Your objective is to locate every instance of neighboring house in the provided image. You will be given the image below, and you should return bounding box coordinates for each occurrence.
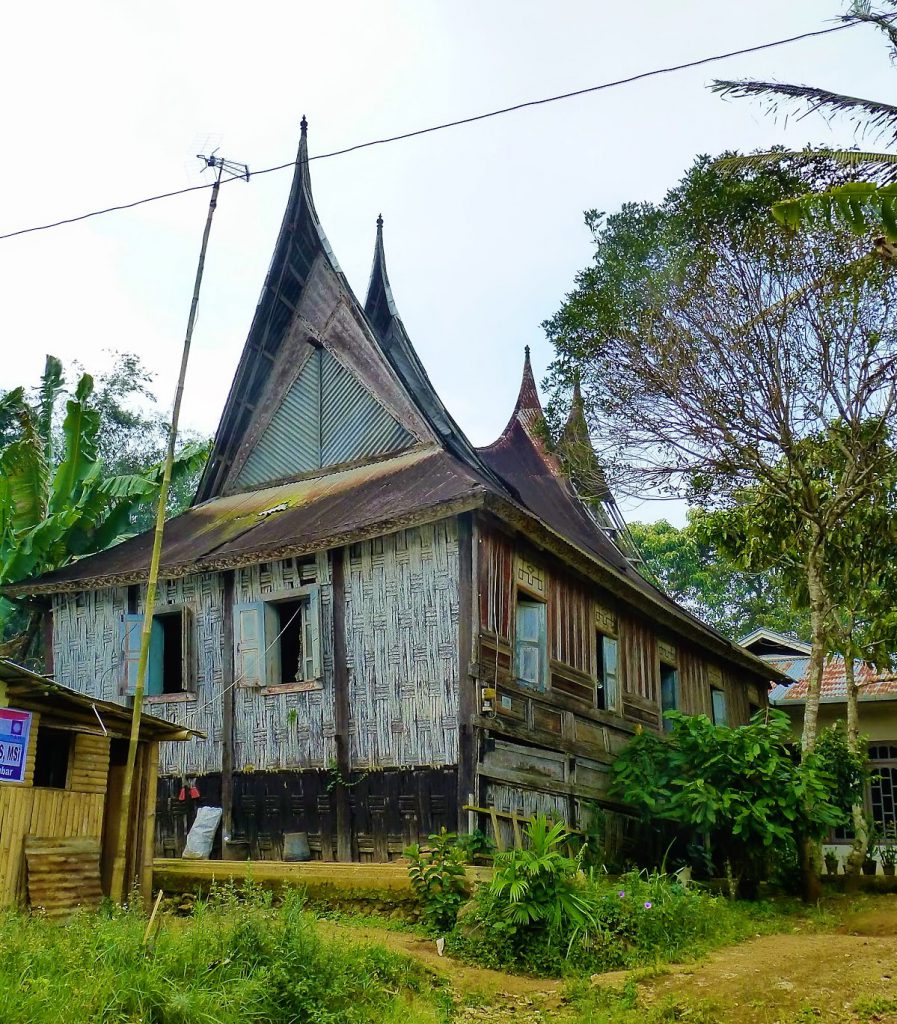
[744,628,897,855]
[4,121,779,862]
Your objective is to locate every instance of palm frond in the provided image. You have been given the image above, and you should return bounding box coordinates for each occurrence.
[711,80,897,145]
[715,148,897,184]
[772,180,897,242]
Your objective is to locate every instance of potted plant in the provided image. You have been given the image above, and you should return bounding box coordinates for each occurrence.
[878,824,897,877]
[824,850,839,876]
[863,820,881,876]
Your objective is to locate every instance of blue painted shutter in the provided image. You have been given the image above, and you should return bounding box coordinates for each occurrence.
[233,602,268,687]
[661,666,678,731]
[601,636,618,710]
[121,614,163,696]
[302,586,323,681]
[711,687,728,726]
[515,599,546,692]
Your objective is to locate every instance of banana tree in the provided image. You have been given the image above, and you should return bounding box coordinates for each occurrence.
[0,356,209,661]
[712,4,897,249]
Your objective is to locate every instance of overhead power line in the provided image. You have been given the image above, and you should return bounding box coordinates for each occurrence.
[0,18,864,243]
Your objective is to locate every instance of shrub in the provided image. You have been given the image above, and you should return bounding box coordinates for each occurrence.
[0,889,449,1024]
[405,827,469,933]
[450,859,780,977]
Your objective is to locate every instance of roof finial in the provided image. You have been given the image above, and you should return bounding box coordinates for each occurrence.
[377,212,383,228]
[300,115,308,135]
[525,344,531,360]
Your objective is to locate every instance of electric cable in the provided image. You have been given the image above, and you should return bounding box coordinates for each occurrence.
[0,18,865,243]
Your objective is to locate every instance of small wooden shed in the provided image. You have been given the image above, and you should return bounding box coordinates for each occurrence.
[0,658,200,916]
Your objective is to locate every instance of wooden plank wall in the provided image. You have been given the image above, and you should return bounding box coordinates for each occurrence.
[476,521,765,739]
[345,522,460,768]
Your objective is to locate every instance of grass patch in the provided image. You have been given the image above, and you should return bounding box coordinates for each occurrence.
[0,890,450,1024]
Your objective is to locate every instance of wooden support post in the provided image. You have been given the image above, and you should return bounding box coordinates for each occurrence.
[220,570,236,859]
[456,514,476,834]
[330,548,353,862]
[489,806,505,852]
[41,604,54,676]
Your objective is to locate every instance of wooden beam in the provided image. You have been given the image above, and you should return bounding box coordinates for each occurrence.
[330,548,353,862]
[456,513,476,832]
[471,714,616,765]
[220,570,236,859]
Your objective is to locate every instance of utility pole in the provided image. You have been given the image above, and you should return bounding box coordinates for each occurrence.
[110,152,249,902]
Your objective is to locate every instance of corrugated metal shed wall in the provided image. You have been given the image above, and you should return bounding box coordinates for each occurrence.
[233,348,413,491]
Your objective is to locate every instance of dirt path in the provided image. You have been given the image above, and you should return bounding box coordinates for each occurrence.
[635,905,897,1024]
[322,902,897,1023]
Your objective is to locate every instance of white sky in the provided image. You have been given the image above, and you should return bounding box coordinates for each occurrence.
[1,2,891,525]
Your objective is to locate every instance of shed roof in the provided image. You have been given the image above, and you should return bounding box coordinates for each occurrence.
[0,660,203,740]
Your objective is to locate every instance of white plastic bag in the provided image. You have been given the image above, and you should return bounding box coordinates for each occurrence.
[182,805,223,859]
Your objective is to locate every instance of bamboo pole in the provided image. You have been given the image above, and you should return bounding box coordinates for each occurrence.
[109,163,226,902]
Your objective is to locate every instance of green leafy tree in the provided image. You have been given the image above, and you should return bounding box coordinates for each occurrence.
[696,422,897,884]
[628,516,809,639]
[612,710,843,898]
[712,3,897,249]
[0,356,209,661]
[545,157,897,763]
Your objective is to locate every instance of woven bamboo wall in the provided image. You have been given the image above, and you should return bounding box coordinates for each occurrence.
[52,587,128,702]
[484,782,571,848]
[138,573,225,776]
[233,552,336,770]
[345,522,460,768]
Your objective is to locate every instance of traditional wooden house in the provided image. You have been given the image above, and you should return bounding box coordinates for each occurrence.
[4,120,780,861]
[0,658,197,913]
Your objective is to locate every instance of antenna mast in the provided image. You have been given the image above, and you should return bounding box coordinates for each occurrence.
[110,151,249,901]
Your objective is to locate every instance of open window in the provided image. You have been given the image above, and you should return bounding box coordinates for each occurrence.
[710,686,728,726]
[33,727,72,789]
[514,595,547,692]
[233,586,322,688]
[121,606,194,697]
[660,662,678,731]
[596,633,618,711]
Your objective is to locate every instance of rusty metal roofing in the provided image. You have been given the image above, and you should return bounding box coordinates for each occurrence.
[769,654,897,703]
[7,448,487,594]
[0,659,203,740]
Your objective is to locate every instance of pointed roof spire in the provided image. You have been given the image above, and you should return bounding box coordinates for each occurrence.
[511,345,545,426]
[557,374,611,501]
[365,213,399,332]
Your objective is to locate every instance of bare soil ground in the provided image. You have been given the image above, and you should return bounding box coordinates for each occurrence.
[323,898,897,1024]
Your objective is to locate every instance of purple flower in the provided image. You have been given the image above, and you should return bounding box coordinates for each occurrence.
[618,890,625,898]
[644,901,653,909]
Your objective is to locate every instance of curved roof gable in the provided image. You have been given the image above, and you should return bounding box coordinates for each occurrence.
[196,121,435,502]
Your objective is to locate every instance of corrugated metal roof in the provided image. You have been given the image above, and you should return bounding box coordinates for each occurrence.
[7,448,486,594]
[0,659,203,740]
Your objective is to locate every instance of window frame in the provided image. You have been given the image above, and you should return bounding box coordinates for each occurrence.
[514,592,548,692]
[710,686,728,726]
[233,584,323,690]
[120,605,194,698]
[596,631,619,712]
[659,661,679,732]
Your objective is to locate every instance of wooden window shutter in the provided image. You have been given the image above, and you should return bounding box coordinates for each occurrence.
[233,602,268,687]
[303,585,323,680]
[120,614,163,696]
[180,605,194,690]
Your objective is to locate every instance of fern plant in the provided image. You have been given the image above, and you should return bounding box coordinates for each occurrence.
[490,816,595,931]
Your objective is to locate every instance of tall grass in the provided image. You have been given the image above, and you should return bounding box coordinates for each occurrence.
[0,889,448,1024]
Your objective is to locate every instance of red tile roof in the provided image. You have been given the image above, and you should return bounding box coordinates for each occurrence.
[773,654,897,702]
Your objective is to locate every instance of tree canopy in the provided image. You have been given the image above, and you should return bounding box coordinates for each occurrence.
[0,354,209,660]
[628,516,809,640]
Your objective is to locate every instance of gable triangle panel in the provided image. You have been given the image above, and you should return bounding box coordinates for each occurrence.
[231,348,414,492]
[233,351,322,489]
[320,350,413,467]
